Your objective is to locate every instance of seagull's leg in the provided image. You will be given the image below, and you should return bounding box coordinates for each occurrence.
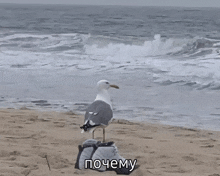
[103,128,105,142]
[92,130,94,139]
[92,128,97,139]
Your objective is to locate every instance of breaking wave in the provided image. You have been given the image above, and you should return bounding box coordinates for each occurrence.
[1,32,220,89]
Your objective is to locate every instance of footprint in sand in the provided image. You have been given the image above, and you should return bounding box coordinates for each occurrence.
[10,151,21,156]
[38,153,73,170]
[53,121,66,127]
[182,156,196,162]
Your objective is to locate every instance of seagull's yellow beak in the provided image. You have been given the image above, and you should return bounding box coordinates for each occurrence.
[110,84,119,89]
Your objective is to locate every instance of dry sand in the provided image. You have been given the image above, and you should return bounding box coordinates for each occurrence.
[0,108,220,176]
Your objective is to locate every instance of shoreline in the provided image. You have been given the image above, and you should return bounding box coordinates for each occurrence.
[1,108,220,175]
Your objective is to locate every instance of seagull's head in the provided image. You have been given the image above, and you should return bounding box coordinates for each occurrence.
[97,80,119,90]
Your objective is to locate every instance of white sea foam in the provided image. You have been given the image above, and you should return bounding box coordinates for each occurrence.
[1,32,220,88]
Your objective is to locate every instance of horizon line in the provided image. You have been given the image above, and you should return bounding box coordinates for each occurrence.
[0,2,220,8]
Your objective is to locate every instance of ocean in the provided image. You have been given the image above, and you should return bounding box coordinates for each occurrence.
[1,4,220,130]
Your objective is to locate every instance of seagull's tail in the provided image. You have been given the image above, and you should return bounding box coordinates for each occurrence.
[80,120,99,132]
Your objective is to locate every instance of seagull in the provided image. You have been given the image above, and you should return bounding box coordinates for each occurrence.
[80,80,119,142]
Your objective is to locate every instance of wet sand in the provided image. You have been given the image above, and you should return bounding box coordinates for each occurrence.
[0,108,220,176]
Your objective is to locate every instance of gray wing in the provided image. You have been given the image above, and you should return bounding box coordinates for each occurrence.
[85,100,113,126]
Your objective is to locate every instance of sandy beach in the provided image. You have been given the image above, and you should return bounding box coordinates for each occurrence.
[1,108,220,176]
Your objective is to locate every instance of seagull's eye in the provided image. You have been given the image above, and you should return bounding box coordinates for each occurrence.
[106,82,109,84]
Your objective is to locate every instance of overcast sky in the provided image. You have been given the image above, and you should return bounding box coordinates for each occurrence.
[0,0,220,8]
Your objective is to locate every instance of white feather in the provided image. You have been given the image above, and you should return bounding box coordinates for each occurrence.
[89,120,95,125]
